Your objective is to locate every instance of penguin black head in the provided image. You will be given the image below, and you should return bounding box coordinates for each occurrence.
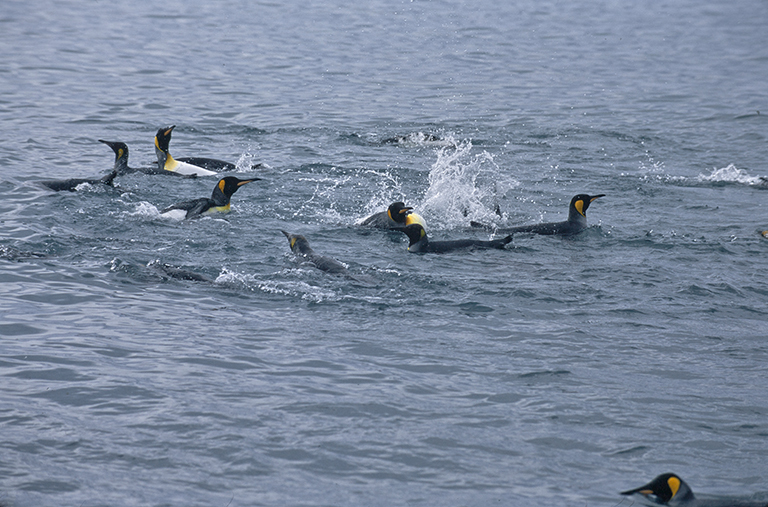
[281,230,313,255]
[99,139,129,160]
[395,223,427,247]
[154,125,176,152]
[569,194,605,219]
[387,202,414,224]
[620,473,695,504]
[211,176,260,204]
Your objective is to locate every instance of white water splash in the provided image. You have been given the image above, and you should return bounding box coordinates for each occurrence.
[128,201,162,219]
[697,164,764,185]
[418,137,519,229]
[356,169,407,224]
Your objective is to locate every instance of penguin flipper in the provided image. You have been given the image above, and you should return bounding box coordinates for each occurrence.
[161,198,207,214]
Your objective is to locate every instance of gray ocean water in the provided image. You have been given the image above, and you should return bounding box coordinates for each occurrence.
[1,1,768,506]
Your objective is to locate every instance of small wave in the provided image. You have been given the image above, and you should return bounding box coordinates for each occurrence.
[697,164,765,186]
[216,267,340,302]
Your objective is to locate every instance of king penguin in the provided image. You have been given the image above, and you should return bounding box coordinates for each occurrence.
[396,223,513,253]
[488,194,605,236]
[39,170,118,192]
[99,139,189,177]
[160,176,260,219]
[621,472,768,506]
[360,201,427,230]
[281,230,350,275]
[154,125,237,176]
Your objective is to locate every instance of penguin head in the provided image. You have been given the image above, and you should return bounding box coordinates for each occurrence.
[395,223,427,247]
[154,125,176,153]
[98,140,129,161]
[569,194,605,219]
[99,139,130,173]
[281,230,313,255]
[620,473,695,504]
[387,202,414,224]
[211,176,260,204]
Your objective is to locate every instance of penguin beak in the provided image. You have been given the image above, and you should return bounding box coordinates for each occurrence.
[400,206,413,214]
[620,486,654,496]
[280,230,291,239]
[237,178,260,186]
[590,194,605,202]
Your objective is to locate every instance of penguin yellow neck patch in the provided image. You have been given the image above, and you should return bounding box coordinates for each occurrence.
[290,237,297,249]
[574,199,585,216]
[667,476,680,498]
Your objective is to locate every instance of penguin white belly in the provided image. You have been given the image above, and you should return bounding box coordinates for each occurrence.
[160,208,189,221]
[167,159,217,177]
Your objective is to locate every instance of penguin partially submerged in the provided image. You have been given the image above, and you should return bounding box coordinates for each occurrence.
[39,170,118,192]
[360,201,426,230]
[475,194,604,236]
[281,230,349,275]
[99,139,189,177]
[154,125,237,176]
[396,223,513,253]
[621,473,768,506]
[160,176,260,219]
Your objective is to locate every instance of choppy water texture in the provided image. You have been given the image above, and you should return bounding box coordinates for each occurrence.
[1,1,768,506]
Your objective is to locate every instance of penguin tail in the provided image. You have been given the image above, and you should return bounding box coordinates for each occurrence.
[101,170,118,187]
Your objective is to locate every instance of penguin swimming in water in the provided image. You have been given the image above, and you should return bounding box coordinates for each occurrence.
[621,472,768,506]
[281,230,350,275]
[154,125,237,176]
[147,260,214,283]
[360,201,427,230]
[39,170,118,192]
[396,223,513,253]
[381,132,444,145]
[99,139,190,177]
[160,176,259,219]
[476,194,605,236]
